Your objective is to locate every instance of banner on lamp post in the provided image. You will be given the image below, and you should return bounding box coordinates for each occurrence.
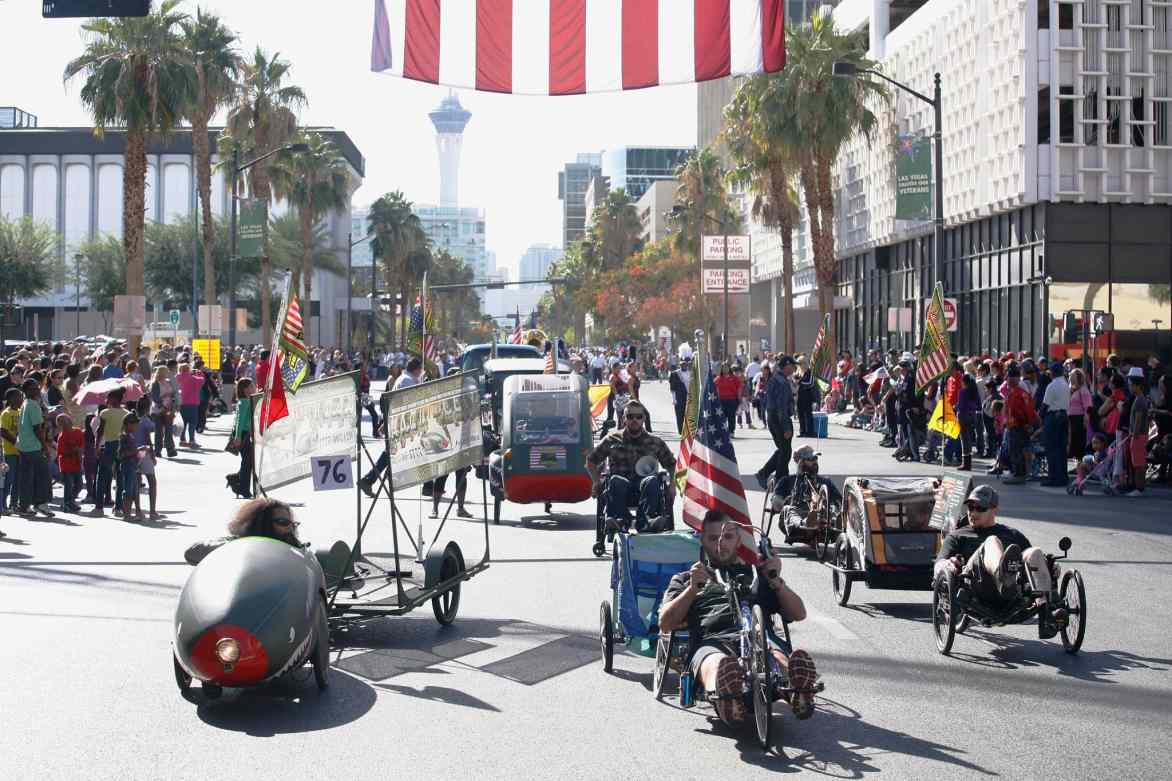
[238,199,267,258]
[895,135,933,221]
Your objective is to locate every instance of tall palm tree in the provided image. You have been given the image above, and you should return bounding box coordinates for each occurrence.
[671,148,744,267]
[769,14,885,316]
[587,189,643,272]
[367,191,427,348]
[181,9,241,316]
[724,86,802,353]
[271,131,350,342]
[225,47,307,342]
[64,0,194,353]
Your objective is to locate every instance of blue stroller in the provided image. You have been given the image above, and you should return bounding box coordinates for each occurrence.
[599,531,698,686]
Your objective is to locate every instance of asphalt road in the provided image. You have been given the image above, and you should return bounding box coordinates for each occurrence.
[2,380,1170,780]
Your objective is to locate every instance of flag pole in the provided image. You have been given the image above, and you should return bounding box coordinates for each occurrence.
[421,271,429,379]
[256,276,290,487]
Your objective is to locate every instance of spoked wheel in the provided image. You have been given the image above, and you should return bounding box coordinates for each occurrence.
[1059,570,1086,654]
[831,536,852,606]
[750,605,773,750]
[312,596,331,691]
[591,541,606,558]
[599,601,614,673]
[814,486,833,562]
[932,571,959,655]
[431,544,463,626]
[653,633,671,700]
[172,652,192,694]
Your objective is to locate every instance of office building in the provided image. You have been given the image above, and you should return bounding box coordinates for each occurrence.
[510,243,563,317]
[601,146,694,201]
[413,204,488,283]
[826,0,1172,358]
[0,113,364,344]
[429,92,471,209]
[557,152,602,249]
[583,173,609,228]
[634,180,676,244]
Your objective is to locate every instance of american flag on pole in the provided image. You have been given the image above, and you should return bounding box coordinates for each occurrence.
[509,322,523,344]
[371,0,785,95]
[276,288,309,393]
[916,282,951,392]
[544,338,559,373]
[808,313,834,392]
[680,369,761,565]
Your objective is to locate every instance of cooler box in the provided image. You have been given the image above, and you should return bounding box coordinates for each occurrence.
[813,412,828,438]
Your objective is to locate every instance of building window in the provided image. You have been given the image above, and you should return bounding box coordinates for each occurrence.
[1038,87,1051,143]
[1058,2,1074,30]
[1059,86,1076,143]
[1038,0,1049,29]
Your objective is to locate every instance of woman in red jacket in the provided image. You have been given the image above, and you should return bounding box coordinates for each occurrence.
[714,362,744,437]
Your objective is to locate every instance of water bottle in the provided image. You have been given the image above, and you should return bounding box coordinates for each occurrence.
[680,668,694,707]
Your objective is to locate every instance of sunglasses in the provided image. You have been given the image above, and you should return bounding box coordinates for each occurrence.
[626,414,645,421]
[965,503,989,512]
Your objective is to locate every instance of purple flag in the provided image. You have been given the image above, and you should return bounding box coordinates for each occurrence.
[371,0,393,73]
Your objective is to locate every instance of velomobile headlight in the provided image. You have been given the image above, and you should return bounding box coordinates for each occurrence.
[215,637,241,664]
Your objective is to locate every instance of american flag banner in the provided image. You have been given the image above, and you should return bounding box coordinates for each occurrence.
[371,0,785,96]
[276,284,309,393]
[680,370,761,565]
[509,322,523,344]
[808,313,834,391]
[543,338,558,373]
[916,282,951,392]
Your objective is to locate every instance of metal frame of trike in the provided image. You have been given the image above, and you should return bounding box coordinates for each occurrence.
[322,383,491,625]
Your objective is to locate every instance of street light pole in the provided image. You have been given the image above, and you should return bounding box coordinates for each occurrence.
[228,145,239,352]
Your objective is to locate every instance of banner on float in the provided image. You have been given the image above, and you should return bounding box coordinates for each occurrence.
[383,373,482,491]
[253,372,358,489]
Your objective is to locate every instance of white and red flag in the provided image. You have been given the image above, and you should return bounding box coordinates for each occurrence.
[680,369,760,565]
[371,0,785,95]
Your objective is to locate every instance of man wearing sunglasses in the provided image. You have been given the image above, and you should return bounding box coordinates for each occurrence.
[586,400,675,532]
[935,485,1064,638]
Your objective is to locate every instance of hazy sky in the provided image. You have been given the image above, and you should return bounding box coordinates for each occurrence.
[1,1,698,277]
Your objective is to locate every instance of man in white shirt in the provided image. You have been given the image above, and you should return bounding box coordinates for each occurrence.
[392,357,424,390]
[590,352,606,384]
[745,356,762,385]
[1040,367,1071,487]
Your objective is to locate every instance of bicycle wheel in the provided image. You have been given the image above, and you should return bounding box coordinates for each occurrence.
[653,633,671,700]
[932,571,958,655]
[750,605,772,750]
[1059,570,1086,654]
[599,601,614,673]
[814,485,832,562]
[831,536,852,606]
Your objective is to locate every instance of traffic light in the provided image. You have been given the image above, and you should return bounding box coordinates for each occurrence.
[43,1,151,18]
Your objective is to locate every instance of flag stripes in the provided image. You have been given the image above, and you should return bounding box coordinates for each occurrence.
[373,0,785,94]
[809,312,834,388]
[916,283,951,392]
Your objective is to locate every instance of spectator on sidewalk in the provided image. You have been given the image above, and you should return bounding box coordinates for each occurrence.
[56,413,84,513]
[16,378,53,516]
[1002,366,1038,484]
[1,387,23,513]
[1040,365,1071,487]
[1067,368,1093,460]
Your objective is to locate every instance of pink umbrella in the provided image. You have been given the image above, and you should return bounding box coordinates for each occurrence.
[73,377,145,407]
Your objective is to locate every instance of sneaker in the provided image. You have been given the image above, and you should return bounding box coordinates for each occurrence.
[787,650,818,720]
[996,544,1024,597]
[358,477,375,498]
[35,504,54,518]
[1038,607,1059,639]
[713,656,747,724]
[428,509,439,519]
[456,507,473,519]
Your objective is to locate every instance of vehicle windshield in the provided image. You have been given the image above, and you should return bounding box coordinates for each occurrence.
[462,346,539,375]
[512,393,580,444]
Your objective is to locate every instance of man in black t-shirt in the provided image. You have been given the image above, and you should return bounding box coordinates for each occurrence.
[659,510,818,724]
[935,485,1063,638]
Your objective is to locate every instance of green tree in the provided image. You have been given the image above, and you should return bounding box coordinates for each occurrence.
[0,216,59,305]
[181,8,241,313]
[758,14,886,316]
[224,47,308,342]
[64,0,195,353]
[142,215,259,307]
[671,148,742,258]
[367,191,428,348]
[268,211,345,287]
[271,130,350,342]
[587,189,643,272]
[78,235,127,314]
[428,248,479,340]
[724,91,802,353]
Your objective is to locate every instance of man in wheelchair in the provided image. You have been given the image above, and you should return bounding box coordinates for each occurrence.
[934,485,1066,638]
[587,400,676,533]
[659,511,819,725]
[770,446,842,530]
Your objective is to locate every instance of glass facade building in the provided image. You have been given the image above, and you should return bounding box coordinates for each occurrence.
[558,153,602,249]
[601,146,694,202]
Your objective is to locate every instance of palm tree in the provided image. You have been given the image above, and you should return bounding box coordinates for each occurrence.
[64,0,194,353]
[367,191,427,348]
[224,47,307,342]
[671,148,741,258]
[587,189,643,272]
[724,87,802,353]
[767,14,885,316]
[181,9,240,315]
[270,131,350,342]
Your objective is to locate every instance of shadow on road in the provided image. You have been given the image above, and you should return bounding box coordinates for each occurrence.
[696,695,998,777]
[959,629,1172,683]
[374,681,500,711]
[194,669,376,735]
[844,601,932,624]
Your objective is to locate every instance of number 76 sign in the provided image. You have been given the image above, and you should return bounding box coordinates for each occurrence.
[310,455,354,491]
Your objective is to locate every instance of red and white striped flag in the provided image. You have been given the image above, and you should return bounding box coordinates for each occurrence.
[510,323,523,344]
[681,369,760,565]
[371,0,785,95]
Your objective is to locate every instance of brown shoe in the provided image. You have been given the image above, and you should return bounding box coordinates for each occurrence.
[713,656,746,724]
[787,649,818,720]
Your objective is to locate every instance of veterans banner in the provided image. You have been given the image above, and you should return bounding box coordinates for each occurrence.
[253,373,359,489]
[383,372,482,491]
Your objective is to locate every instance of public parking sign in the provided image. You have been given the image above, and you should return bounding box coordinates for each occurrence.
[701,235,751,263]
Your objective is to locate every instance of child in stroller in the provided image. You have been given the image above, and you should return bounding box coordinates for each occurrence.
[1068,432,1117,495]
